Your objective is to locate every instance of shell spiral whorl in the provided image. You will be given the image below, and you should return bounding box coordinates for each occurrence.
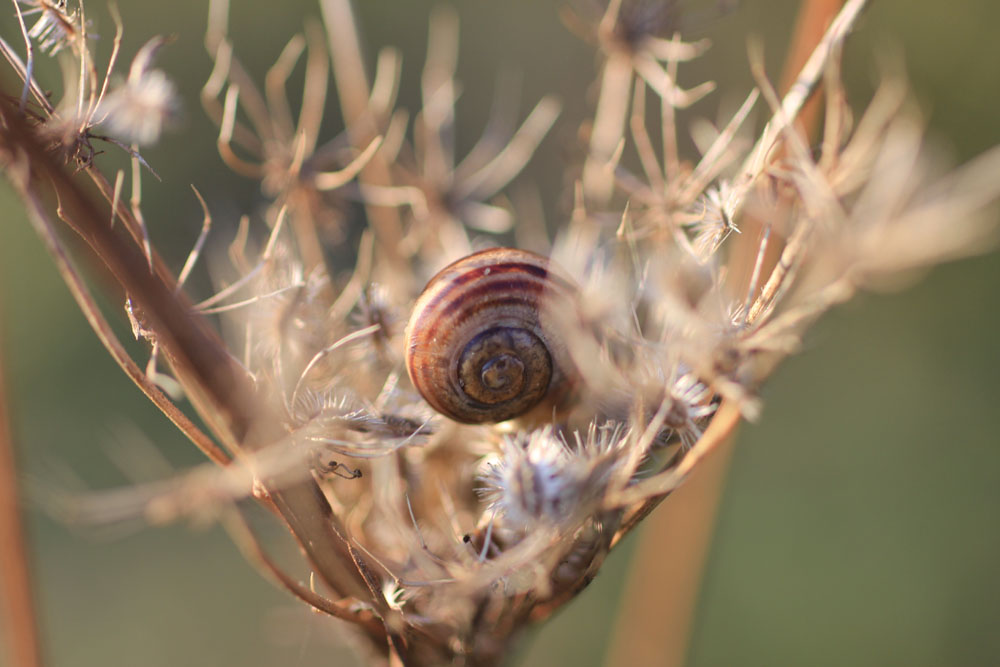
[404,247,573,424]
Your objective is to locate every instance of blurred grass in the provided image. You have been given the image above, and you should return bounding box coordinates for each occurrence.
[1,1,998,665]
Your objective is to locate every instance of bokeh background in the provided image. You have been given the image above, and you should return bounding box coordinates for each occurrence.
[1,1,999,665]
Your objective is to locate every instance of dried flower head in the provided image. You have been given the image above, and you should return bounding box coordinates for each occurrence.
[478,425,624,532]
[19,0,78,55]
[96,37,179,145]
[1,0,999,664]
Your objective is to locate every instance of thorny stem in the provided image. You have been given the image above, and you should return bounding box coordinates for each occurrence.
[0,305,43,667]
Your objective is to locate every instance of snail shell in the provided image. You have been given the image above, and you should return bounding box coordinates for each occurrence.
[404,248,575,424]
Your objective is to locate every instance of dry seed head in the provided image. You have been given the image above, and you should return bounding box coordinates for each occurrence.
[20,0,78,55]
[478,425,625,532]
[96,68,178,146]
[7,0,1000,663]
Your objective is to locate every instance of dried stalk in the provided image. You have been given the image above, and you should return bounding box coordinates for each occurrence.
[0,88,379,613]
[606,2,847,663]
[0,303,43,667]
[3,0,998,664]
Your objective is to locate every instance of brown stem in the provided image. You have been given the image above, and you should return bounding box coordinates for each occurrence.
[603,440,734,667]
[19,187,229,466]
[221,508,386,639]
[0,301,44,667]
[604,3,846,666]
[780,0,845,137]
[320,0,405,272]
[0,93,375,606]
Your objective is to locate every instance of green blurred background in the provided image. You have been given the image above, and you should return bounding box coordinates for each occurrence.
[2,1,999,665]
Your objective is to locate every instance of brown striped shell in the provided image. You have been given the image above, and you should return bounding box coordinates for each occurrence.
[404,248,574,424]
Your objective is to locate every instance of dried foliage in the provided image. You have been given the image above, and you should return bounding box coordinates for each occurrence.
[1,0,999,664]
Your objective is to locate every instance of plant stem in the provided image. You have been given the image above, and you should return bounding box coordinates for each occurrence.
[604,2,849,665]
[0,301,44,667]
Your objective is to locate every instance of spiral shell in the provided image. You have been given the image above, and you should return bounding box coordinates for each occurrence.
[404,248,575,424]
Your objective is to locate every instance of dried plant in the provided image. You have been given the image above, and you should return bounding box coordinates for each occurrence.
[1,0,998,665]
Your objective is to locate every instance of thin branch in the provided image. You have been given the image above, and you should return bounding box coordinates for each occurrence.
[13,161,229,466]
[320,0,405,269]
[729,0,869,221]
[313,134,384,191]
[0,93,375,605]
[176,186,213,291]
[609,400,742,533]
[221,508,385,637]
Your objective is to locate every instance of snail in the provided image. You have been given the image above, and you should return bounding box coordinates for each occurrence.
[404,247,576,424]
